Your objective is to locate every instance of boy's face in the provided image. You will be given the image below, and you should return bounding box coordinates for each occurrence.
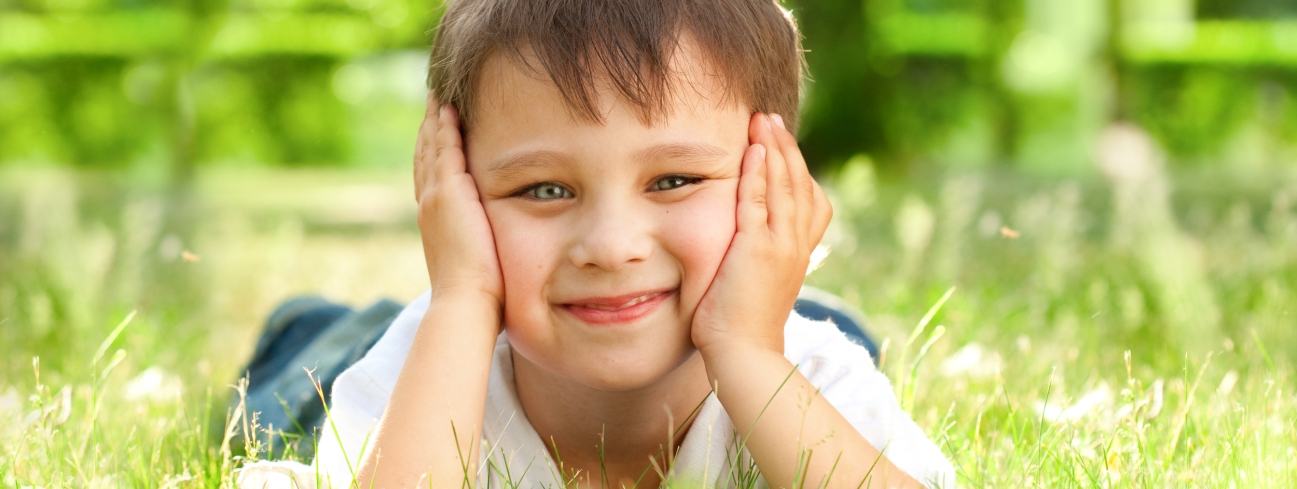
[466,47,748,391]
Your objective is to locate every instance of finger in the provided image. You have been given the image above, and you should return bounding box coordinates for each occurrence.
[748,113,792,234]
[414,92,439,200]
[736,143,769,234]
[434,105,467,179]
[810,179,833,245]
[770,114,814,243]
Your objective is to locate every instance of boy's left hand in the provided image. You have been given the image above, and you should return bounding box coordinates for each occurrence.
[691,113,832,357]
[691,115,924,489]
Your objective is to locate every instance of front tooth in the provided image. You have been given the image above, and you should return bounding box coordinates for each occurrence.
[581,293,654,311]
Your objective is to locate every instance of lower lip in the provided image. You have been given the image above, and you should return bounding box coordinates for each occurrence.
[560,291,672,325]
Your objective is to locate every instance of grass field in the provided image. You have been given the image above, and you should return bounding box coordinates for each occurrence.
[1,162,1295,487]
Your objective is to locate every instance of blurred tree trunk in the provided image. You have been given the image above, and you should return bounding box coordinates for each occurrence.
[793,0,888,172]
[985,0,1023,165]
[1105,0,1129,122]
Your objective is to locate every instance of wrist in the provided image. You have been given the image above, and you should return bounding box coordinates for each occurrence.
[430,279,503,307]
[427,287,503,329]
[691,310,788,363]
[699,342,791,393]
[697,337,784,366]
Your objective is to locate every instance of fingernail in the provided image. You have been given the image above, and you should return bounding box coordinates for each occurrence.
[772,114,785,130]
[754,144,766,161]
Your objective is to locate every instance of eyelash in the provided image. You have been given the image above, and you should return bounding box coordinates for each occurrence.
[516,182,573,201]
[513,175,705,201]
[651,175,704,191]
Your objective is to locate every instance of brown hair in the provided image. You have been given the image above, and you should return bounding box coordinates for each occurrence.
[427,0,804,131]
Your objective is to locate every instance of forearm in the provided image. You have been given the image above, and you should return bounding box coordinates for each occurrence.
[354,291,499,488]
[703,345,926,489]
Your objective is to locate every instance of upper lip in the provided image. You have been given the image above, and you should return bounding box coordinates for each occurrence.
[558,288,675,310]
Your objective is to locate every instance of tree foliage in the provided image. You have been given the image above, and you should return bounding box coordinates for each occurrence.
[1,0,1296,171]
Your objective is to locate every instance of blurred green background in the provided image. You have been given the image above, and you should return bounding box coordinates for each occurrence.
[2,1,1297,485]
[3,0,1297,173]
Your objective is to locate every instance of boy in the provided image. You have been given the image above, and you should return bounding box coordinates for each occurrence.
[238,0,955,487]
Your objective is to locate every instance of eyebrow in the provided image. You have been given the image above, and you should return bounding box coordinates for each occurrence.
[487,150,568,177]
[487,141,730,175]
[633,142,728,165]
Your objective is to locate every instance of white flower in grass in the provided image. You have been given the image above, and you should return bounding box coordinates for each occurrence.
[0,387,20,417]
[124,366,184,403]
[939,343,1002,379]
[1036,383,1113,424]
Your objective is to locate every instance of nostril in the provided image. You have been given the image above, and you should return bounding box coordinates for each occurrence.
[569,231,653,271]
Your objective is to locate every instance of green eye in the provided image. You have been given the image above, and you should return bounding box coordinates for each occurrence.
[652,175,701,191]
[526,183,572,200]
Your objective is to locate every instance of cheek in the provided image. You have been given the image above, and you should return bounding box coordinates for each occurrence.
[483,206,559,322]
[666,185,738,306]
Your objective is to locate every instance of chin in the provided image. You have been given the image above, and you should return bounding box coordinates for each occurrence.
[572,348,697,392]
[509,326,699,392]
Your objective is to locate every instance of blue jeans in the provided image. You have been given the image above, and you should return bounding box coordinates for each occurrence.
[237,291,877,459]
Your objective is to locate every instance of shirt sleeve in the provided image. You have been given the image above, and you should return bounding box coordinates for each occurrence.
[309,291,433,487]
[784,313,957,489]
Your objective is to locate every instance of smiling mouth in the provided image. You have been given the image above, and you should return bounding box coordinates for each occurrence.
[559,289,674,325]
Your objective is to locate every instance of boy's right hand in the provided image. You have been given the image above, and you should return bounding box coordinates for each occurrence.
[357,97,501,489]
[413,96,504,313]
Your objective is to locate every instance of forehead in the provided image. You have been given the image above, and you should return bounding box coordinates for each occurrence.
[470,39,742,135]
[464,40,751,177]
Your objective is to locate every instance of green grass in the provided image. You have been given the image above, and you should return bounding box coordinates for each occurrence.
[1,163,1295,487]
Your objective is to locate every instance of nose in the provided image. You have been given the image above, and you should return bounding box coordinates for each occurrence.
[567,202,654,271]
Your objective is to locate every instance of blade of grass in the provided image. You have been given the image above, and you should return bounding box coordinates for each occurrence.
[93,310,136,366]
